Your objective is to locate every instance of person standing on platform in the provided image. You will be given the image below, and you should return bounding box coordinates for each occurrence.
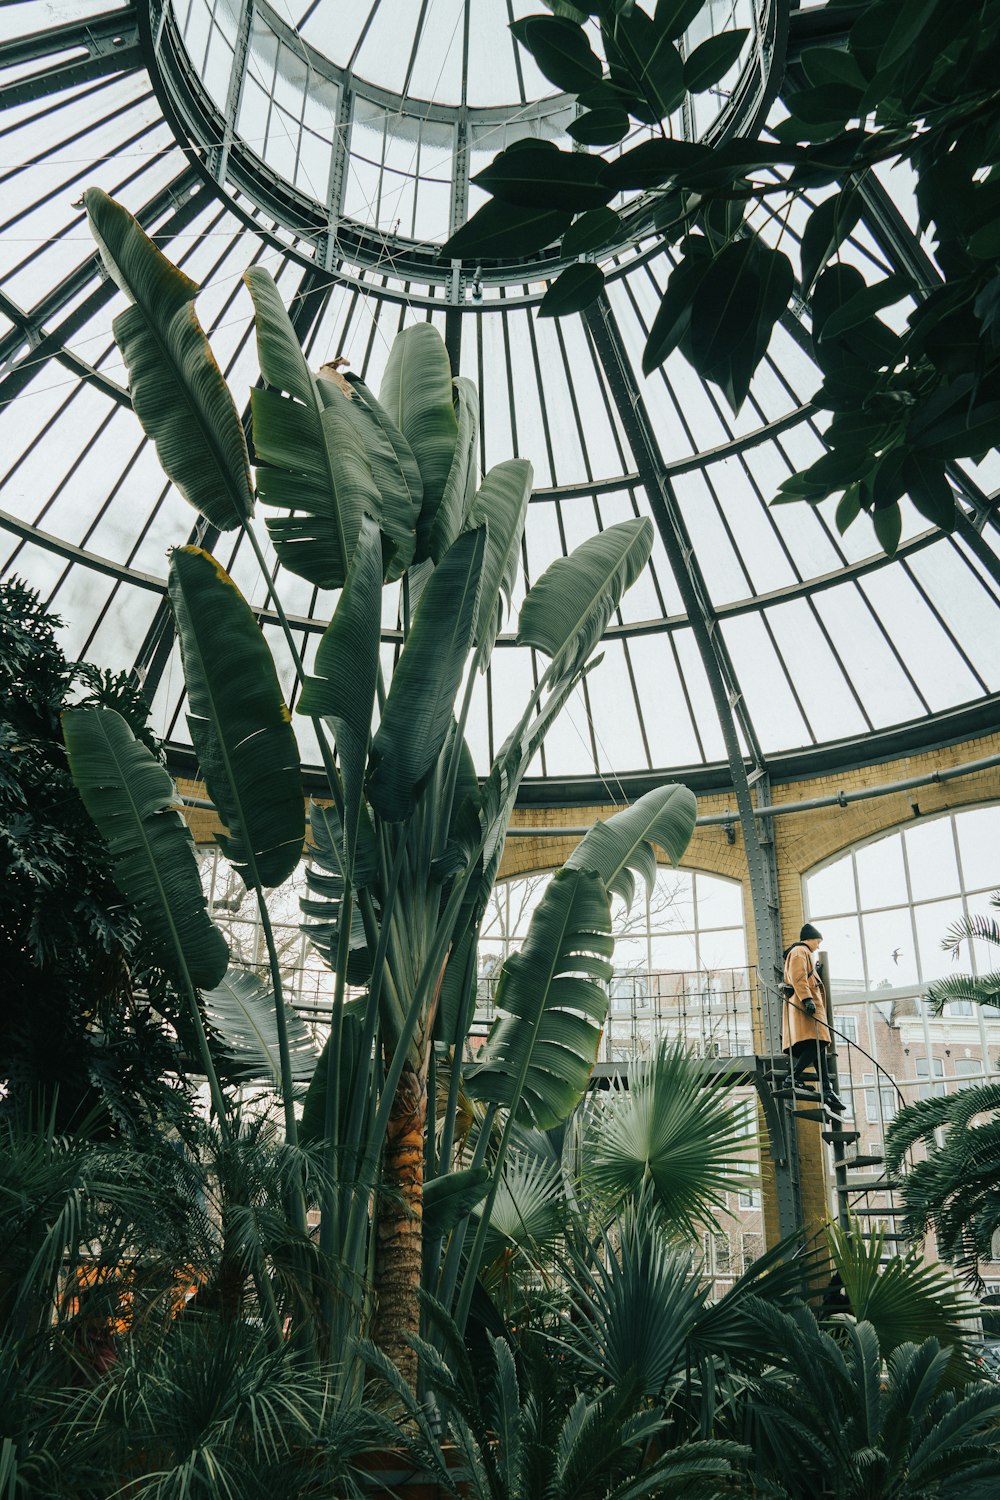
[782,923,845,1114]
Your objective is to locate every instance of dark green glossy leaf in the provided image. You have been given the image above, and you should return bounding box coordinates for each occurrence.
[567,107,631,145]
[169,546,304,889]
[818,272,909,341]
[539,261,606,317]
[337,375,420,580]
[786,82,863,129]
[601,137,709,191]
[440,198,572,260]
[800,185,861,295]
[510,15,602,93]
[903,452,956,531]
[423,1167,491,1239]
[873,502,902,555]
[473,144,613,213]
[642,247,712,373]
[562,206,622,256]
[835,483,863,534]
[683,29,748,93]
[801,46,867,91]
[654,0,708,41]
[379,323,459,562]
[689,240,762,378]
[603,8,686,119]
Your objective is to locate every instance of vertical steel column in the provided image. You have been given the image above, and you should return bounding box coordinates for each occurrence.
[207,0,255,184]
[319,76,354,272]
[584,295,803,1240]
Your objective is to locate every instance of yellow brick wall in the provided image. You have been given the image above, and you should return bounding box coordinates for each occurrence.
[176,732,1000,1252]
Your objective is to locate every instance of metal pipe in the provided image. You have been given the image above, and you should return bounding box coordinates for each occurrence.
[178,750,1000,829]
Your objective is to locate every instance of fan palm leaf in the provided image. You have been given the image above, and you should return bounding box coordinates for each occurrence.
[826,1220,977,1382]
[584,1038,750,1235]
[168,547,304,889]
[83,188,253,531]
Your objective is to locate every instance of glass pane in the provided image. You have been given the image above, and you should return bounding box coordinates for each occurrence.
[855,833,907,910]
[956,806,1000,893]
[694,873,744,929]
[904,817,961,902]
[861,908,918,989]
[915,897,966,982]
[805,856,857,918]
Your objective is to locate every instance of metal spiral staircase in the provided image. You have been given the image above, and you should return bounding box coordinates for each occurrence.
[757,986,913,1252]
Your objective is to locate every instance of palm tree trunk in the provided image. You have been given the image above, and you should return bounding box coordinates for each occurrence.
[372,1060,425,1390]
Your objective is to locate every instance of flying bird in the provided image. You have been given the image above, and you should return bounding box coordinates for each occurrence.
[891,948,902,966]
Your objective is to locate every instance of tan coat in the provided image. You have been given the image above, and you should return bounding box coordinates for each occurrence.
[782,944,831,1050]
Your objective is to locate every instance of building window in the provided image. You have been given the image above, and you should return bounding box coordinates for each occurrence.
[741,1232,764,1274]
[736,1161,761,1210]
[915,1056,946,1100]
[835,1014,859,1045]
[863,1072,897,1125]
[955,1058,984,1088]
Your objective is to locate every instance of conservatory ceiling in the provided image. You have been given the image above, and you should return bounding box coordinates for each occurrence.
[1,0,999,800]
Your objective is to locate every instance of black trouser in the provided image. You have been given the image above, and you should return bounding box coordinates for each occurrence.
[790,1038,827,1085]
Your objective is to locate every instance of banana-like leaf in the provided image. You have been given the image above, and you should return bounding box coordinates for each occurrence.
[203,967,319,1086]
[168,547,304,888]
[301,801,375,984]
[299,1012,365,1145]
[428,376,479,561]
[378,323,458,562]
[296,517,382,874]
[467,459,532,664]
[62,706,229,989]
[245,268,394,590]
[339,374,421,578]
[367,527,486,822]
[251,383,380,591]
[424,1167,491,1239]
[467,867,612,1129]
[517,517,653,674]
[567,783,697,908]
[84,188,252,531]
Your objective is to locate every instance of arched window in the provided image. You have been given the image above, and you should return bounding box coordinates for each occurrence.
[802,804,1000,1126]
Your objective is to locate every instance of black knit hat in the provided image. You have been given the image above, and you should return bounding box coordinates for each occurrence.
[800,922,822,941]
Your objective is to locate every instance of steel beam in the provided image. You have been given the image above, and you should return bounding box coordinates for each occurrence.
[582,294,803,1241]
[0,8,142,110]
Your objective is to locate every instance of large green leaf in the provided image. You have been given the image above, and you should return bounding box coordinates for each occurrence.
[429,376,479,561]
[378,323,458,561]
[300,801,375,985]
[423,1167,490,1240]
[516,517,653,675]
[84,188,252,532]
[168,547,304,889]
[367,527,486,822]
[467,866,612,1129]
[62,706,229,989]
[296,517,382,874]
[567,783,697,908]
[204,967,319,1087]
[467,458,532,662]
[340,374,421,578]
[245,268,386,590]
[299,1007,365,1145]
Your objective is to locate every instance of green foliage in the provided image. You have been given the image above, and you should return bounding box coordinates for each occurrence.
[740,1306,1000,1500]
[0,579,191,1135]
[443,0,1000,552]
[583,1038,751,1235]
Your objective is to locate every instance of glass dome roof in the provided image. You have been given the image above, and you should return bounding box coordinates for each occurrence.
[1,0,999,803]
